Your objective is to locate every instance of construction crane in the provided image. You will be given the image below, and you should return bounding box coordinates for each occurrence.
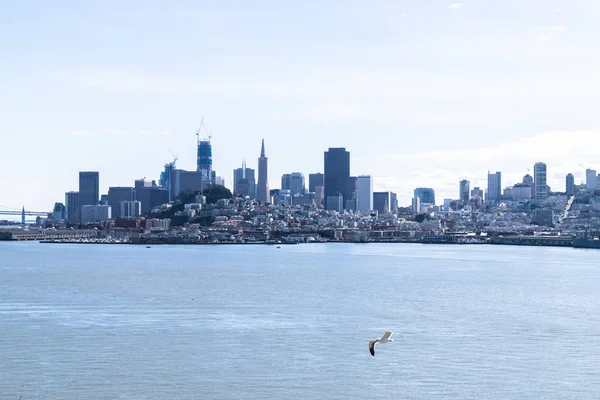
[195,116,212,142]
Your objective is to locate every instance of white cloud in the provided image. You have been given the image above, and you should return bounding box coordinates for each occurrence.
[449,3,465,9]
[376,131,600,204]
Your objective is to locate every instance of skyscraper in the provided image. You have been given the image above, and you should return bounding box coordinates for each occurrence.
[65,191,80,224]
[79,171,99,208]
[357,175,373,212]
[256,139,270,203]
[586,168,597,192]
[414,188,435,205]
[533,162,547,202]
[308,173,324,193]
[107,187,135,218]
[196,133,213,190]
[566,173,575,196]
[459,180,470,204]
[281,172,305,195]
[486,172,501,204]
[233,161,256,198]
[324,147,351,210]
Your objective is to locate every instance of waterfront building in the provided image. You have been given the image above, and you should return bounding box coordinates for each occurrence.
[414,187,435,205]
[81,205,111,224]
[119,201,142,218]
[357,175,373,212]
[308,173,324,193]
[459,180,470,205]
[256,139,270,203]
[566,173,575,196]
[534,162,547,202]
[586,168,597,192]
[324,147,352,210]
[486,171,501,204]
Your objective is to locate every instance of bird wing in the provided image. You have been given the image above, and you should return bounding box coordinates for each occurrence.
[369,340,377,356]
[382,331,393,340]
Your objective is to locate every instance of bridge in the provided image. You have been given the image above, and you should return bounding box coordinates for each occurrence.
[0,205,50,224]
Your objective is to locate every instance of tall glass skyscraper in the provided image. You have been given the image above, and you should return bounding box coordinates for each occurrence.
[486,172,501,204]
[414,187,436,205]
[324,147,351,210]
[196,138,213,187]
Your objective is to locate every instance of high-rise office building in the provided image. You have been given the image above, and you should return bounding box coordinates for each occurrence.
[79,171,99,207]
[234,162,256,198]
[119,201,142,218]
[136,179,169,215]
[196,132,212,190]
[373,192,390,214]
[471,187,484,200]
[486,172,502,204]
[65,191,80,224]
[566,173,575,196]
[414,188,435,205]
[586,168,597,192]
[256,139,270,203]
[107,187,135,219]
[324,147,352,210]
[357,175,373,212]
[533,162,547,202]
[281,173,306,195]
[459,180,470,204]
[390,192,398,214]
[308,173,324,193]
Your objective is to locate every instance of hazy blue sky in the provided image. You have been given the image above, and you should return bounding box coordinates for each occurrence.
[1,0,600,213]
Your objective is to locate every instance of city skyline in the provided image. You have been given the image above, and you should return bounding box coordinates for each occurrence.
[1,132,599,215]
[2,1,600,211]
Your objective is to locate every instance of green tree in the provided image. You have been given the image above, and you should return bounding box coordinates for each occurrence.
[202,184,233,204]
[176,189,197,205]
[415,213,426,223]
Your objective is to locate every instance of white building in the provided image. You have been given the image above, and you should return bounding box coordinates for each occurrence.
[81,205,111,224]
[412,197,421,213]
[586,168,597,192]
[119,201,142,218]
[357,175,373,213]
[512,183,532,201]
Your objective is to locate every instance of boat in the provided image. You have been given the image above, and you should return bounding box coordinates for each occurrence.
[573,238,600,249]
[146,246,151,249]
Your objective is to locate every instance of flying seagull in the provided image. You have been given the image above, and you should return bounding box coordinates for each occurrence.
[369,331,393,357]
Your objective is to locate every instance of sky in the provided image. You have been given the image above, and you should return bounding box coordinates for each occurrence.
[1,0,600,214]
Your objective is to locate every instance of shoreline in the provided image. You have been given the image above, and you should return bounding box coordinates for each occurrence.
[32,239,599,250]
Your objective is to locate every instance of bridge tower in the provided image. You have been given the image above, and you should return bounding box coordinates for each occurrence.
[21,206,25,225]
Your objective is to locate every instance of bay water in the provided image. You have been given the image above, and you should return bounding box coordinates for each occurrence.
[1,241,599,399]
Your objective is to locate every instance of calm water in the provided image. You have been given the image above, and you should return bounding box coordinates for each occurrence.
[1,242,600,399]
